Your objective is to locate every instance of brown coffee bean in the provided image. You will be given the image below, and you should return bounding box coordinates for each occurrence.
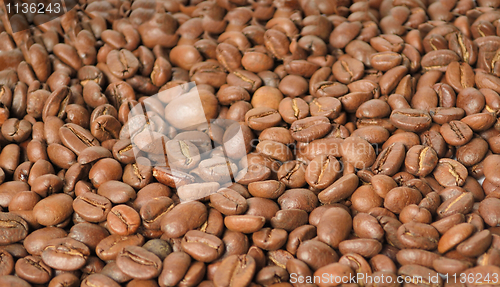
[15,255,52,284]
[116,246,162,279]
[313,263,355,287]
[96,234,145,261]
[107,205,141,236]
[478,197,500,227]
[278,97,309,124]
[484,155,500,186]
[305,155,341,191]
[0,213,28,245]
[73,192,111,223]
[440,121,473,146]
[396,249,440,268]
[181,230,224,262]
[397,222,439,250]
[436,192,474,219]
[445,61,475,92]
[405,145,439,177]
[59,123,100,155]
[371,142,406,176]
[384,187,423,214]
[433,158,468,187]
[210,188,248,215]
[161,201,207,238]
[213,255,256,287]
[317,207,352,248]
[398,265,443,286]
[248,180,286,199]
[341,136,376,170]
[41,238,90,271]
[456,230,492,258]
[33,194,73,227]
[318,173,359,204]
[421,50,461,71]
[245,107,282,131]
[81,274,120,287]
[438,223,476,254]
[390,109,432,133]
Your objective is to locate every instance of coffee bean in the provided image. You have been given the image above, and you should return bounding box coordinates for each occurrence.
[181,230,224,262]
[278,97,309,124]
[245,107,282,131]
[390,109,432,133]
[397,222,439,250]
[405,145,439,177]
[341,136,376,169]
[318,174,359,204]
[372,142,406,176]
[384,187,422,214]
[213,255,256,287]
[438,223,476,254]
[440,120,473,146]
[433,158,468,187]
[41,238,90,271]
[116,246,162,279]
[15,255,52,284]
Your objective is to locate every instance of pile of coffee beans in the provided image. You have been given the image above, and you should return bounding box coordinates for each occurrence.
[1,0,500,286]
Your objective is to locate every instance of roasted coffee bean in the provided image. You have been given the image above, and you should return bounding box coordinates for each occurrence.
[405,145,439,177]
[484,155,500,186]
[290,116,332,142]
[73,192,112,223]
[305,155,341,191]
[248,180,285,199]
[318,174,359,204]
[107,205,141,235]
[440,121,473,146]
[341,136,376,169]
[0,249,14,275]
[397,222,440,250]
[81,273,120,287]
[245,107,282,131]
[309,97,342,120]
[116,246,162,280]
[181,230,224,262]
[210,188,248,216]
[15,255,52,284]
[438,223,476,253]
[317,207,352,248]
[59,123,100,155]
[390,109,432,133]
[161,201,207,238]
[1,118,31,143]
[41,238,90,271]
[384,187,422,214]
[278,97,309,124]
[0,213,28,245]
[478,197,500,227]
[371,142,405,176]
[213,255,256,287]
[433,158,468,187]
[33,194,73,226]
